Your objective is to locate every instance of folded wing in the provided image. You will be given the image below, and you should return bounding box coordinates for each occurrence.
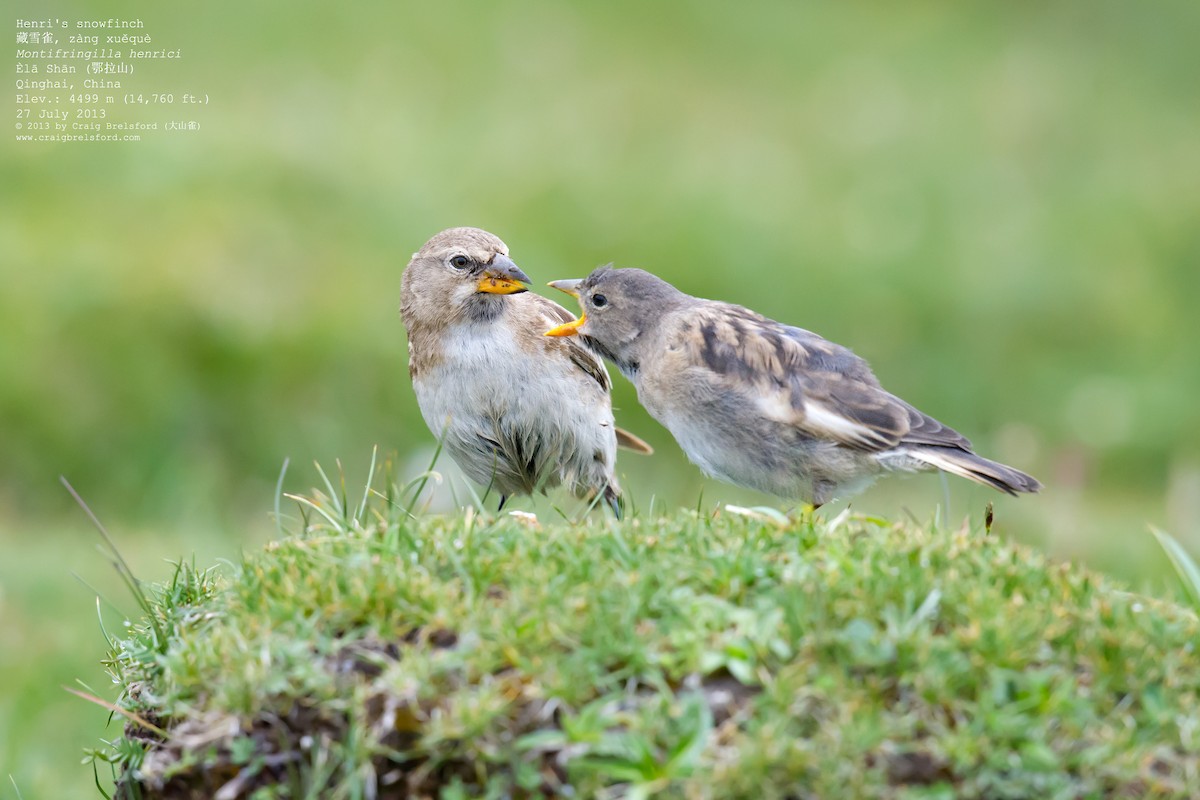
[685,303,974,454]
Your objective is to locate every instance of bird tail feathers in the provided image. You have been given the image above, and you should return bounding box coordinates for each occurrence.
[615,427,654,454]
[908,447,1042,496]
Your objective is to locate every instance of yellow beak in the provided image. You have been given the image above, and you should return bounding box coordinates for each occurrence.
[475,254,531,294]
[544,314,585,337]
[476,275,528,294]
[545,279,586,337]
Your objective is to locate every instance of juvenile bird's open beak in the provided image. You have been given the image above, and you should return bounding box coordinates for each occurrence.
[544,316,584,337]
[547,279,583,298]
[544,278,586,337]
[477,254,531,295]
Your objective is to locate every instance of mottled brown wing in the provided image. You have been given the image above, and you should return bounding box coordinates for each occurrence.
[683,302,958,452]
[889,399,973,449]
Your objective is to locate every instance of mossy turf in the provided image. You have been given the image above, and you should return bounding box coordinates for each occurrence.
[96,492,1200,799]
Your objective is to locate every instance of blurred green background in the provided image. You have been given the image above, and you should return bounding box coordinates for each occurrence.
[3,0,1199,796]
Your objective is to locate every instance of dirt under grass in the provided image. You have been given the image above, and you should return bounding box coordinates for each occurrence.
[93,491,1200,799]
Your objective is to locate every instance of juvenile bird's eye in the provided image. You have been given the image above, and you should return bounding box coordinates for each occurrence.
[591,294,608,308]
[449,255,471,269]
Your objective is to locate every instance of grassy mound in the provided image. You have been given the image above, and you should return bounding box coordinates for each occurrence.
[95,490,1200,799]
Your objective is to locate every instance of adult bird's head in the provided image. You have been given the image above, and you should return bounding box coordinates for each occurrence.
[401,227,532,326]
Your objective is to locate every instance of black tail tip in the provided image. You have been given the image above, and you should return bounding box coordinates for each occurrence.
[1004,470,1043,495]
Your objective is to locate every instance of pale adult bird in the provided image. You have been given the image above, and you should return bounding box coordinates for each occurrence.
[400,229,650,516]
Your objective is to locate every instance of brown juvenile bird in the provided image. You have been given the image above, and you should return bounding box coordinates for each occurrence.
[546,267,1040,507]
[399,229,650,516]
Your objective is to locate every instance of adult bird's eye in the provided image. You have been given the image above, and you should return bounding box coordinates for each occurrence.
[591,294,608,308]
[449,255,471,269]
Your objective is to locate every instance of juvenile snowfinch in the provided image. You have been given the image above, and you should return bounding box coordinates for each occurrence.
[546,267,1039,507]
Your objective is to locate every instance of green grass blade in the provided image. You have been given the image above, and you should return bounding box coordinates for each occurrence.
[402,433,447,513]
[71,572,124,622]
[312,460,344,521]
[274,457,291,538]
[61,477,166,647]
[1150,526,1200,611]
[355,445,379,525]
[285,492,346,532]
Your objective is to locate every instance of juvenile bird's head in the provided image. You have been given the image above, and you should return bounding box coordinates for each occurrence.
[545,267,688,378]
[401,227,532,327]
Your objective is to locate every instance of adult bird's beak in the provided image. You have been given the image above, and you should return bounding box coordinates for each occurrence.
[477,254,532,294]
[544,279,586,337]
